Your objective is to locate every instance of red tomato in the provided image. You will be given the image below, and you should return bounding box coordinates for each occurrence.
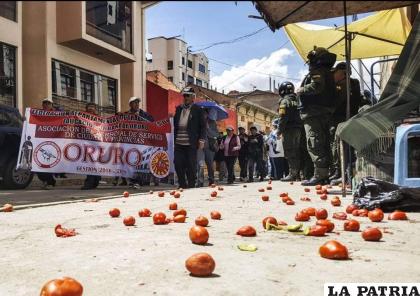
[320,194,328,200]
[388,210,408,220]
[2,203,13,212]
[236,226,257,237]
[173,215,186,223]
[210,191,218,197]
[262,216,277,229]
[315,185,322,190]
[279,192,288,198]
[138,208,152,217]
[170,190,176,195]
[258,188,265,192]
[308,225,327,237]
[304,188,310,193]
[357,209,369,217]
[368,208,384,222]
[158,191,165,197]
[331,197,341,207]
[123,216,135,226]
[315,208,328,220]
[153,212,167,225]
[173,209,187,217]
[332,212,347,220]
[261,195,269,201]
[169,203,178,210]
[286,199,295,205]
[344,219,360,232]
[123,191,129,198]
[266,186,272,190]
[210,211,221,220]
[282,196,291,203]
[319,240,349,260]
[174,192,181,198]
[295,211,310,222]
[316,219,335,232]
[302,207,316,216]
[109,208,120,218]
[300,196,311,201]
[185,253,215,277]
[218,187,224,191]
[189,226,209,244]
[210,184,216,188]
[40,277,83,296]
[195,216,209,227]
[346,204,359,214]
[362,227,382,241]
[316,190,323,195]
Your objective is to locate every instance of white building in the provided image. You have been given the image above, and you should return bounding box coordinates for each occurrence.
[147,36,210,90]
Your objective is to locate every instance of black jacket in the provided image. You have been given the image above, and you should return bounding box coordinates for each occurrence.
[174,104,207,149]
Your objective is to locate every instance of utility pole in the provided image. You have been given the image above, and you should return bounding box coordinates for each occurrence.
[185,46,190,88]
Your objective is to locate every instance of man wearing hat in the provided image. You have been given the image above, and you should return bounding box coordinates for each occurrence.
[127,96,154,122]
[173,86,206,188]
[329,62,363,185]
[37,98,57,189]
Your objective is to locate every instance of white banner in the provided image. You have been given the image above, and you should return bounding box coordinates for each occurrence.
[17,108,174,179]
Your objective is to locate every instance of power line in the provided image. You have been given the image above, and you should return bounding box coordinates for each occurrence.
[217,40,298,90]
[190,26,268,53]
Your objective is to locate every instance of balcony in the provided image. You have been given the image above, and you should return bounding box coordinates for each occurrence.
[56,1,135,65]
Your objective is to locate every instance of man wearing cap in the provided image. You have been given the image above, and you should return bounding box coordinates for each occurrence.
[329,62,363,184]
[173,87,206,189]
[81,102,102,190]
[37,98,57,189]
[125,96,155,188]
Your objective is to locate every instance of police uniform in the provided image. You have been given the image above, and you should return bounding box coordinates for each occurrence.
[298,47,337,186]
[277,92,313,181]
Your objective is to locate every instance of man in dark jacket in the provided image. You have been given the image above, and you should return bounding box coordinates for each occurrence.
[238,127,248,181]
[247,126,264,182]
[173,87,206,188]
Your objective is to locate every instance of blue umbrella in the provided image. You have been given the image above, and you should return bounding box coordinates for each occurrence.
[195,101,229,121]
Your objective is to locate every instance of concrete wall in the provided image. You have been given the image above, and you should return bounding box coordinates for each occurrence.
[0,1,23,111]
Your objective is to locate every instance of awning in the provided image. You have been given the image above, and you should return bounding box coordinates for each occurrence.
[284,9,412,61]
[253,1,419,30]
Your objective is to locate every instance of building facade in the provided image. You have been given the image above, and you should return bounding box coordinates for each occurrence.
[147,36,209,90]
[0,1,155,115]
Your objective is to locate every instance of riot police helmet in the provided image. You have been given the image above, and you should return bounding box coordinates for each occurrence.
[279,81,295,96]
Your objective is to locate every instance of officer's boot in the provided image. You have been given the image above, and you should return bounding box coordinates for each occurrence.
[301,168,329,186]
[281,169,299,182]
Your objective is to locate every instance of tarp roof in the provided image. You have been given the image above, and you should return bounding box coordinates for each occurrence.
[253,1,419,30]
[284,8,412,61]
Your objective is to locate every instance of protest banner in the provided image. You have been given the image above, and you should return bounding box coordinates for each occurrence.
[17,108,174,179]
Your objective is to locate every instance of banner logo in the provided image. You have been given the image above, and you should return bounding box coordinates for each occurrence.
[150,150,170,178]
[34,141,61,168]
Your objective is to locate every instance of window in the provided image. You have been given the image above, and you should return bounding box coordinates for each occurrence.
[60,64,76,98]
[80,71,94,103]
[107,79,116,106]
[167,60,173,70]
[168,77,173,82]
[188,60,192,69]
[182,72,185,81]
[0,2,16,22]
[86,1,132,52]
[0,43,16,107]
[182,56,185,65]
[196,79,202,86]
[199,63,205,73]
[187,75,194,84]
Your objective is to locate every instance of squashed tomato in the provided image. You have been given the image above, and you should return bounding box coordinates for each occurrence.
[316,219,335,232]
[319,240,349,260]
[332,212,347,220]
[308,225,327,237]
[236,226,257,237]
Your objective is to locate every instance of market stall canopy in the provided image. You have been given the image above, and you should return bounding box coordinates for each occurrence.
[284,9,412,61]
[253,1,419,30]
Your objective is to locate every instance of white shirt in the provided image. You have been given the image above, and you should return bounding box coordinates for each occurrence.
[266,132,284,158]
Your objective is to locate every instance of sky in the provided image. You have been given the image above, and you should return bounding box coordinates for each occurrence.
[146,1,376,93]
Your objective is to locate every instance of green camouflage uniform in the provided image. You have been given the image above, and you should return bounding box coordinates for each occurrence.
[278,93,313,180]
[298,67,336,180]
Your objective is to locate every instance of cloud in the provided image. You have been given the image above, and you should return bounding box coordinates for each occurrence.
[210,48,300,93]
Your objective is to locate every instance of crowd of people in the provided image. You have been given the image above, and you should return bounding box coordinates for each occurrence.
[36,46,371,190]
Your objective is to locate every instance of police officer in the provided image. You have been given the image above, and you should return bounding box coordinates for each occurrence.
[277,82,312,182]
[329,62,363,185]
[296,47,337,186]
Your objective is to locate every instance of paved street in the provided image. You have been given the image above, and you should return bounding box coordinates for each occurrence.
[1,180,419,296]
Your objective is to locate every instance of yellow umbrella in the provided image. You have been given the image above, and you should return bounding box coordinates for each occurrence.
[284,8,412,61]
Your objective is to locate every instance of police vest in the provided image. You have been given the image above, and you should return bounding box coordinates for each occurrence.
[300,68,336,108]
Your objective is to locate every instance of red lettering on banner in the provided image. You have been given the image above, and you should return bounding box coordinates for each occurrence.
[125,148,142,167]
[83,145,96,163]
[97,146,112,164]
[64,143,82,162]
[113,147,124,165]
